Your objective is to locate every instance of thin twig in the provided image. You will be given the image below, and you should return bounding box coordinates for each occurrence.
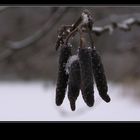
[88,29,94,48]
[65,27,78,45]
[56,16,83,51]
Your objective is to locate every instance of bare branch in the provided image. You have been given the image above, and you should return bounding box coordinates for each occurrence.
[7,7,69,50]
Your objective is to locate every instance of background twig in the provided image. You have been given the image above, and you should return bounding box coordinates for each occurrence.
[6,7,69,50]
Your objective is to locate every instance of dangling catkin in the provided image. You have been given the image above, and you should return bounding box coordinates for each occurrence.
[56,44,72,106]
[67,59,81,111]
[91,47,111,102]
[78,47,94,107]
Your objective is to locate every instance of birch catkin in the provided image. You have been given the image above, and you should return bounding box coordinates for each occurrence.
[78,47,94,107]
[91,48,110,102]
[67,59,81,111]
[56,44,72,106]
[55,9,111,111]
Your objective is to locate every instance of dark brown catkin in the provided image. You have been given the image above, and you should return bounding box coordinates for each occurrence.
[56,44,72,106]
[68,59,81,111]
[91,48,111,102]
[78,47,94,107]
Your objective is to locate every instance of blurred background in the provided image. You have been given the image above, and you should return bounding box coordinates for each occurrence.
[0,6,140,121]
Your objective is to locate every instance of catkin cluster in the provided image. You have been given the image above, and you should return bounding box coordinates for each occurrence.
[56,44,110,111]
[55,9,111,111]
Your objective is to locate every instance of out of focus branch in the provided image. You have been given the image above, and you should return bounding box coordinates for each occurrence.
[0,49,13,60]
[6,7,69,50]
[0,6,9,13]
[0,7,69,61]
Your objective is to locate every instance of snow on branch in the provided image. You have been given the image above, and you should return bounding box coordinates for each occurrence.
[92,16,140,36]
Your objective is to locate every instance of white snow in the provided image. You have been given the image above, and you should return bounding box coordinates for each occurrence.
[0,81,139,121]
[65,55,79,74]
[82,13,89,24]
[67,29,70,33]
[58,35,61,39]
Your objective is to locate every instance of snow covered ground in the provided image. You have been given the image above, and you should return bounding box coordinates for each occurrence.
[0,81,139,121]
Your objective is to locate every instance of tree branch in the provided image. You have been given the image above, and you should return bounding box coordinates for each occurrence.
[6,7,69,50]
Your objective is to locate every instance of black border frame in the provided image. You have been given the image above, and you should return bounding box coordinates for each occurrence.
[0,4,140,128]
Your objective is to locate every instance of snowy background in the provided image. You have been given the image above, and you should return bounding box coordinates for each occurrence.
[0,82,140,121]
